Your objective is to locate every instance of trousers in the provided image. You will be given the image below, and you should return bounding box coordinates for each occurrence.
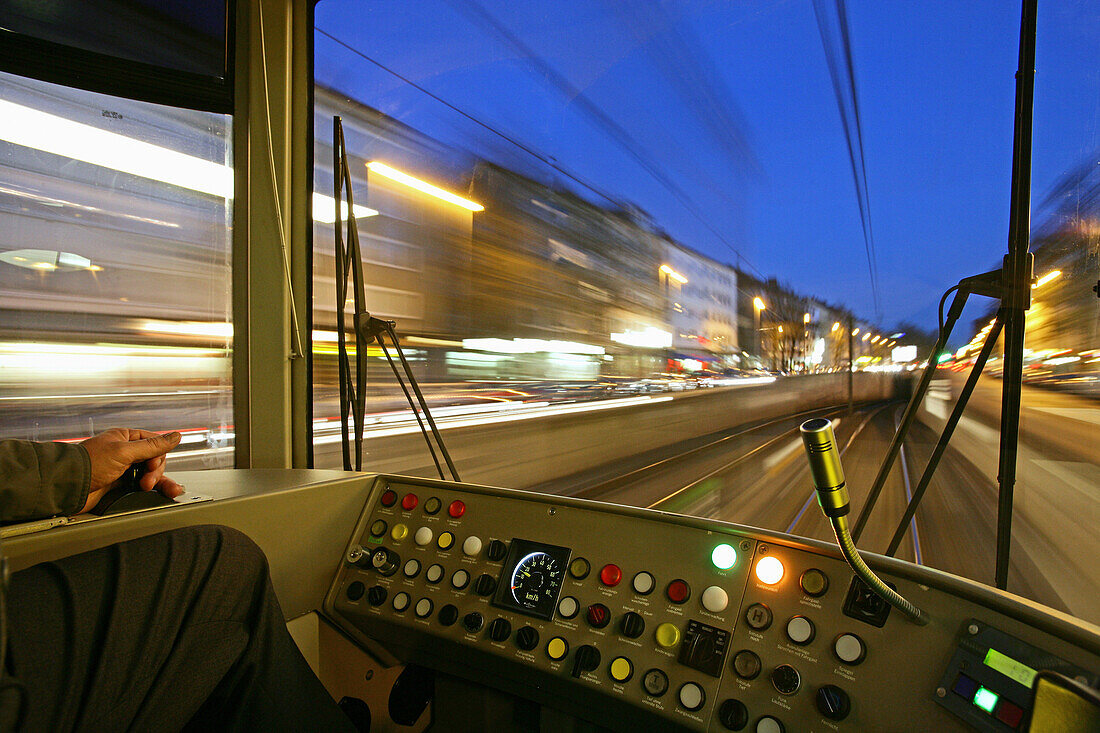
[5,525,356,732]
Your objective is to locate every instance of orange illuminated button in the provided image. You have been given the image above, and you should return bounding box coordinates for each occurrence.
[380,490,397,507]
[755,556,784,585]
[401,493,418,511]
[666,579,691,604]
[600,564,622,587]
[448,500,466,518]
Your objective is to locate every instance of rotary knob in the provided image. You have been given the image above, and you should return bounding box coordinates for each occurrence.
[474,574,497,596]
[488,618,512,642]
[586,603,611,629]
[515,626,539,651]
[619,611,646,639]
[366,585,387,607]
[487,539,508,561]
[369,547,399,576]
[571,644,601,678]
[816,685,851,721]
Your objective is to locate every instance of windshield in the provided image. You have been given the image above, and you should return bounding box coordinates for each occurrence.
[308,2,1096,625]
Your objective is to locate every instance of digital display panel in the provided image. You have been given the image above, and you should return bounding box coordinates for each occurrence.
[491,538,571,621]
[984,648,1038,688]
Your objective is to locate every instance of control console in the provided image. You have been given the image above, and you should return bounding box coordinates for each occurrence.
[324,476,1100,731]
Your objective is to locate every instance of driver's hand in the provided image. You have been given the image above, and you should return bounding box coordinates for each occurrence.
[79,429,184,513]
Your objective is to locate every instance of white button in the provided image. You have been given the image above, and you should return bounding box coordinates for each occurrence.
[426,564,444,583]
[403,559,421,577]
[463,535,483,556]
[786,616,814,644]
[451,569,470,589]
[392,592,410,611]
[701,585,728,613]
[678,682,705,711]
[415,598,433,618]
[632,571,655,594]
[756,716,783,733]
[414,527,433,546]
[834,633,865,663]
[557,596,579,619]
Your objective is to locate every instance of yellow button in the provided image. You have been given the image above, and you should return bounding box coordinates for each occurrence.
[655,622,681,649]
[569,557,591,579]
[609,656,633,683]
[437,531,455,550]
[390,523,408,542]
[546,637,569,661]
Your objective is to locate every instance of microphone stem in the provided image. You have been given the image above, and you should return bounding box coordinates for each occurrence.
[829,514,928,625]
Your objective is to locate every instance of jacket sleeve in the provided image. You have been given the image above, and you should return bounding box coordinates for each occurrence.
[0,440,91,523]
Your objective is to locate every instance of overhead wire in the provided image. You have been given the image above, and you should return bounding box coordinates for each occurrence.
[812,0,882,320]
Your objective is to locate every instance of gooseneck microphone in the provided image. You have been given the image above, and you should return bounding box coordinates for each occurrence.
[800,419,928,626]
[799,418,851,518]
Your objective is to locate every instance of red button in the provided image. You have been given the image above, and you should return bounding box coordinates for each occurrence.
[666,579,691,604]
[599,564,622,587]
[995,699,1024,729]
[401,493,418,511]
[380,490,398,507]
[448,500,466,518]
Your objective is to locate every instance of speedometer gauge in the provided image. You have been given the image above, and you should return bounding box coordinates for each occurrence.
[491,538,572,620]
[510,551,563,610]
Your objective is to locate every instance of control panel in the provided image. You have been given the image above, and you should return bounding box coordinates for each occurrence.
[324,476,1100,732]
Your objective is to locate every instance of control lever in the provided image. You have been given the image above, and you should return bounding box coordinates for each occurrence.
[799,419,928,625]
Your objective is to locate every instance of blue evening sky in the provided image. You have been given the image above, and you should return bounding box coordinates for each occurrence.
[315,1,1098,335]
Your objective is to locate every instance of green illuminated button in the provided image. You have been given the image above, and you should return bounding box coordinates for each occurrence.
[973,687,999,714]
[609,656,634,683]
[437,531,455,550]
[424,497,441,514]
[569,557,591,579]
[546,637,569,661]
[369,519,387,537]
[711,543,738,570]
[800,568,829,597]
[390,523,408,542]
[655,622,681,649]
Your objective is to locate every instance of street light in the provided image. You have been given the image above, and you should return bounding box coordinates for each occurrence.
[753,297,766,362]
[803,313,811,323]
[659,264,688,284]
[1032,270,1061,288]
[832,322,840,332]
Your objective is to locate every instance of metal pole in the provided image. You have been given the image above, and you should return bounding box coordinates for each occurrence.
[995,0,1038,590]
[847,315,854,414]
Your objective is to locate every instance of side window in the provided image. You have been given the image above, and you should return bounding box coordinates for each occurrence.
[0,71,234,466]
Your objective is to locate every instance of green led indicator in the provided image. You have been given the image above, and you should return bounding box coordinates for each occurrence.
[711,543,737,570]
[984,648,1038,689]
[973,687,999,714]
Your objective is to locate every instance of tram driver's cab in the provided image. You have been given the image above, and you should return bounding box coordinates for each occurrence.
[1,0,1098,731]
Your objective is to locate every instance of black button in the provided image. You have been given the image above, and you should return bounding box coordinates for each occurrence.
[733,650,761,680]
[745,603,772,630]
[346,581,366,601]
[462,612,484,633]
[642,668,669,697]
[771,664,801,695]
[438,604,459,627]
[718,699,748,731]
